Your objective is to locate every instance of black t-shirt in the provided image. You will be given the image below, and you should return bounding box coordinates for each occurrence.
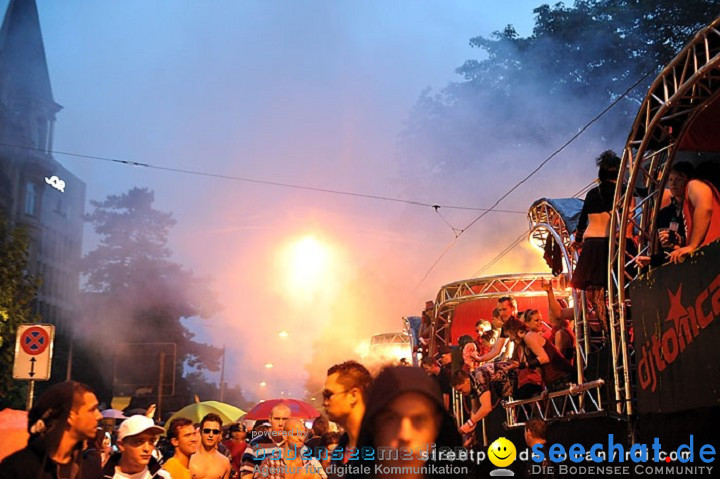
[657,201,685,239]
[436,364,452,397]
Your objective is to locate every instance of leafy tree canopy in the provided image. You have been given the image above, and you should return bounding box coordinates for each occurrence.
[77,188,223,404]
[0,216,39,408]
[401,0,720,187]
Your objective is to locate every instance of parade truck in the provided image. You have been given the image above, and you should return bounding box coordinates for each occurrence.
[359,331,414,373]
[429,15,720,453]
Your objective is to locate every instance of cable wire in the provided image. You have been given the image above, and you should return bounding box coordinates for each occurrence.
[0,141,527,214]
[471,179,597,277]
[414,67,656,287]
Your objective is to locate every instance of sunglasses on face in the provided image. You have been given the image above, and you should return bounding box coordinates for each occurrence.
[322,389,348,400]
[202,428,221,435]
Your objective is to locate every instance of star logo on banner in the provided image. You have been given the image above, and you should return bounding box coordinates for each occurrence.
[665,285,687,329]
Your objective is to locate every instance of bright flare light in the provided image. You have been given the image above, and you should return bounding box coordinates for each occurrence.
[259,381,267,387]
[278,330,289,338]
[265,363,274,369]
[278,235,335,302]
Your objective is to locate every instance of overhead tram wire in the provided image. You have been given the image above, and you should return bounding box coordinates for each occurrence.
[472,179,597,277]
[0,141,526,215]
[414,67,656,289]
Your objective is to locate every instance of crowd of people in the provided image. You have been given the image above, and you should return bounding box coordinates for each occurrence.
[0,361,498,479]
[416,292,576,447]
[2,154,718,479]
[0,350,560,479]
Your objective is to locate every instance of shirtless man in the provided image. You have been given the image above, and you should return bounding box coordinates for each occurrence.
[189,413,231,479]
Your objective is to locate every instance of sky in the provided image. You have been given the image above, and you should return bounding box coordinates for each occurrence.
[11,0,580,402]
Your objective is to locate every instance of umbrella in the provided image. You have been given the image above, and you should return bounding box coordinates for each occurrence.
[0,409,28,462]
[164,401,245,430]
[243,399,320,421]
[101,409,127,420]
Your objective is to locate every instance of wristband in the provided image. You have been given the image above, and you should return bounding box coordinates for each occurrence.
[465,419,475,428]
[527,357,541,369]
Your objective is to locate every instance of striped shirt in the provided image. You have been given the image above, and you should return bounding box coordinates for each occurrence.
[240,434,285,477]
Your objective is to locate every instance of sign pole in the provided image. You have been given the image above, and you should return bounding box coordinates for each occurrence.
[219,345,226,402]
[157,352,165,420]
[26,379,35,411]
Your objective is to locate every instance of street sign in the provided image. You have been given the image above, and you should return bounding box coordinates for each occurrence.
[113,343,176,397]
[13,324,55,380]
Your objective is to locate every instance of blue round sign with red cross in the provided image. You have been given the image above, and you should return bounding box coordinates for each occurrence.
[20,326,50,355]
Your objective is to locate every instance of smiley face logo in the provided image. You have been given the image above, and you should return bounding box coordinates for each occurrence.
[488,437,517,468]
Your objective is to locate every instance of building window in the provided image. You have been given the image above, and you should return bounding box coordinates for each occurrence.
[36,117,49,152]
[24,182,36,216]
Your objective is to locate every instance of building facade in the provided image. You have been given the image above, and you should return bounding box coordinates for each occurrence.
[0,0,85,350]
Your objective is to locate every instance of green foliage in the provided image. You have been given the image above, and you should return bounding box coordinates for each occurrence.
[0,216,40,408]
[75,188,223,403]
[402,0,720,184]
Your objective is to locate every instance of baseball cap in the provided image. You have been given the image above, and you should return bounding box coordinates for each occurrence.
[118,415,164,441]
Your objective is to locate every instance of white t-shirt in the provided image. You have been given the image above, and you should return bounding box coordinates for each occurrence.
[112,466,172,479]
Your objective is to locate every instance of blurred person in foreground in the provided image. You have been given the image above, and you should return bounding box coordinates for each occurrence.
[103,415,170,479]
[349,366,468,479]
[190,413,231,479]
[0,381,103,479]
[253,418,326,479]
[322,360,372,472]
[163,417,198,479]
[240,404,290,479]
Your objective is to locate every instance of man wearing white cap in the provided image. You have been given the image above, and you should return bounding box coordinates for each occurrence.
[102,415,171,479]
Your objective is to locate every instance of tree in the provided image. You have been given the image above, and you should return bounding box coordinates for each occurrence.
[400,0,720,196]
[75,187,223,408]
[0,216,40,408]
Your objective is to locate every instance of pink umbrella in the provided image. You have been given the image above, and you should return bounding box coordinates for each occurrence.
[244,399,320,421]
[101,409,127,420]
[0,409,29,462]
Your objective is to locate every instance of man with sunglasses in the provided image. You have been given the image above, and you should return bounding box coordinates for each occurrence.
[477,296,518,363]
[322,360,371,477]
[190,414,231,479]
[103,415,170,479]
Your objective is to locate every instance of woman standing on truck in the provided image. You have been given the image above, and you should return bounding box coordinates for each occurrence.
[571,150,622,332]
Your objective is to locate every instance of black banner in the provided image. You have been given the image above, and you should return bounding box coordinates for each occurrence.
[631,241,720,414]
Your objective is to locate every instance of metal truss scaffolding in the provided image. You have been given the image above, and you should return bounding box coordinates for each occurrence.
[527,199,591,388]
[607,16,720,417]
[504,379,606,429]
[429,273,562,355]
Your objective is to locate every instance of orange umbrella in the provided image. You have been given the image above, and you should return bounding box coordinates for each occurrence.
[0,408,28,462]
